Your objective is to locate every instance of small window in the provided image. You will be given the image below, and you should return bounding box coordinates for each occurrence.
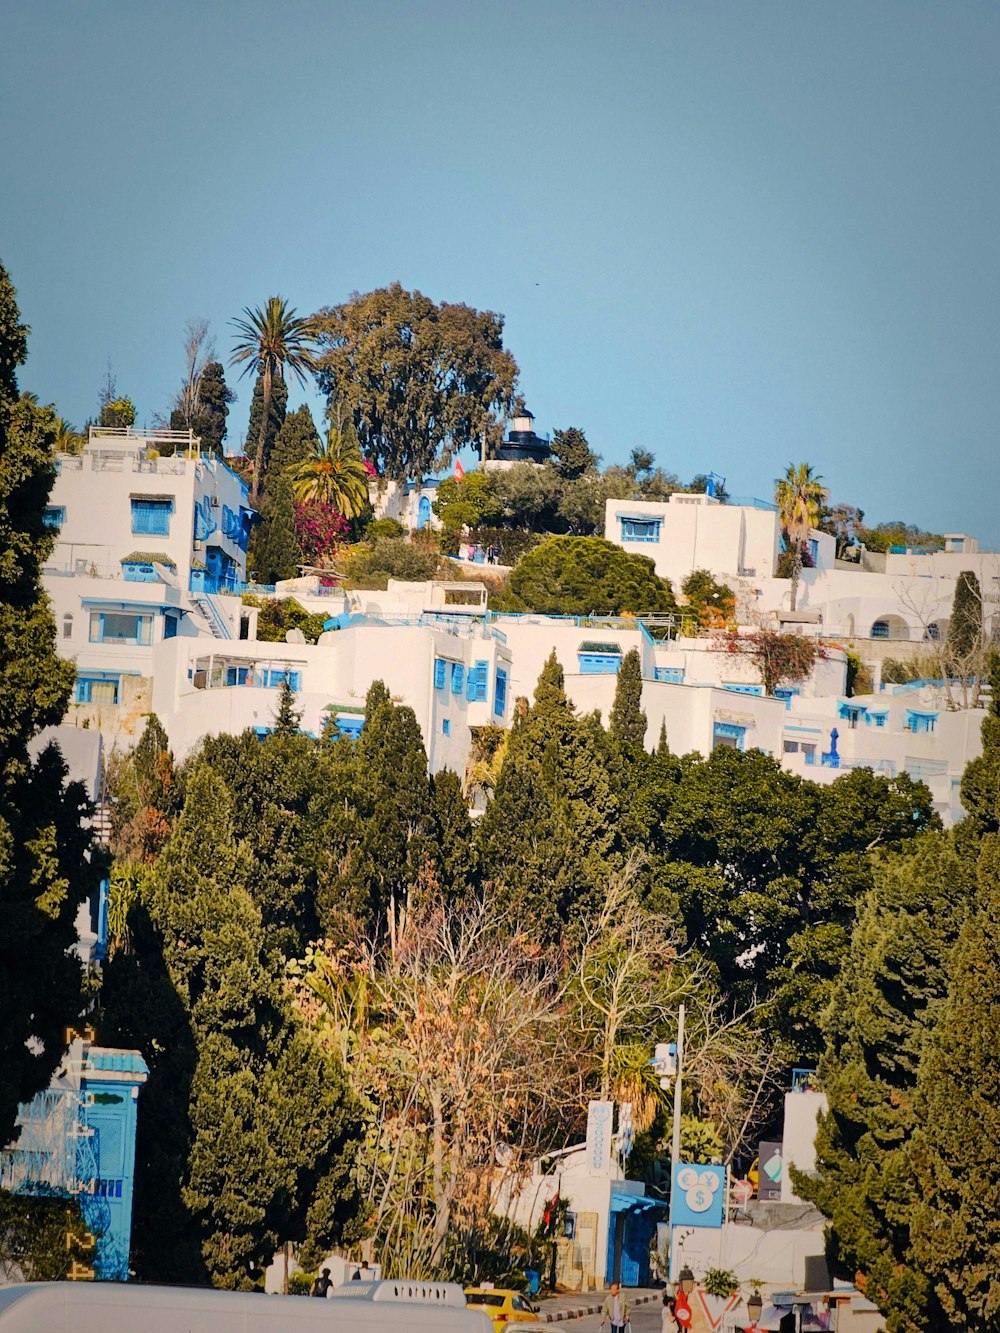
[871,620,889,640]
[442,718,451,736]
[44,506,65,529]
[494,668,508,717]
[467,660,489,702]
[450,662,465,694]
[163,613,178,640]
[722,682,764,696]
[130,498,172,536]
[263,669,301,690]
[75,677,120,705]
[433,658,447,690]
[62,613,73,640]
[713,721,745,751]
[226,666,250,685]
[89,611,153,646]
[808,538,819,565]
[654,666,684,683]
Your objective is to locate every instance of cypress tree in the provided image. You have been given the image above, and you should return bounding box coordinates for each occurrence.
[273,680,302,737]
[108,713,179,863]
[170,360,234,454]
[265,404,320,502]
[948,569,982,663]
[0,261,97,1141]
[431,769,475,907]
[244,370,287,472]
[799,832,976,1329]
[249,472,303,584]
[958,650,1000,840]
[608,648,647,751]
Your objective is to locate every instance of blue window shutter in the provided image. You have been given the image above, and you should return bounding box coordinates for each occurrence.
[131,498,172,536]
[434,658,446,690]
[442,718,451,736]
[451,662,464,694]
[468,660,488,701]
[494,668,508,716]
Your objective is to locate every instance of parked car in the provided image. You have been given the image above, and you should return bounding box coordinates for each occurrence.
[464,1289,540,1330]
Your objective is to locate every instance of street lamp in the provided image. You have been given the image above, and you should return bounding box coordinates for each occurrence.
[746,1291,763,1325]
[678,1267,695,1297]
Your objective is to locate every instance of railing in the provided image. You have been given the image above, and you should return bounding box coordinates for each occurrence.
[323,611,506,642]
[89,425,199,447]
[726,494,779,512]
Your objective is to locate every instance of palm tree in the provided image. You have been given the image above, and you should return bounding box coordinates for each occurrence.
[774,462,827,611]
[53,416,85,455]
[288,427,371,519]
[230,297,315,504]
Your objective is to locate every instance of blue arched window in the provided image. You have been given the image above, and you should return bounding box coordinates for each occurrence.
[417,495,431,530]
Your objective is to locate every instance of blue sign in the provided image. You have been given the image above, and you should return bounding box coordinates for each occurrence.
[670,1163,726,1228]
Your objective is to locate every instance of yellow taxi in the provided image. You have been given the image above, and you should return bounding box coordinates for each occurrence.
[464,1288,540,1331]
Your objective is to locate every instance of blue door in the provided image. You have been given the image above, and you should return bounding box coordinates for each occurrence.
[417,496,431,530]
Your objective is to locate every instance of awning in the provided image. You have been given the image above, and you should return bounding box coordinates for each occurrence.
[609,1191,663,1214]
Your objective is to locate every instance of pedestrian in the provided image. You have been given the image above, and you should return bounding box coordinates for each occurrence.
[359,1261,375,1281]
[673,1289,692,1331]
[351,1268,362,1281]
[600,1282,631,1333]
[661,1293,680,1333]
[310,1267,332,1298]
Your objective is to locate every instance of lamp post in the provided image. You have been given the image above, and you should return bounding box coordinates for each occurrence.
[746,1290,763,1330]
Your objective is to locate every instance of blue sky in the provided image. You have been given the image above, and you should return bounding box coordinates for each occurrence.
[3,1,998,543]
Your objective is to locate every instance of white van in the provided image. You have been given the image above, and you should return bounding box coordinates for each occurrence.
[0,1278,494,1333]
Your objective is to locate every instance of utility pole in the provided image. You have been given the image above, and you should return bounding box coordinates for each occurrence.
[668,1004,685,1283]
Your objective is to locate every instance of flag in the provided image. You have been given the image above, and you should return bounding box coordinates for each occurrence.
[454,458,465,481]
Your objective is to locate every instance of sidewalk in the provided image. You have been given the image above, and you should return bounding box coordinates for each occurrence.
[534,1288,660,1323]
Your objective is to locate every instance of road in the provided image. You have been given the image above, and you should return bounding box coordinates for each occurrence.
[552,1302,664,1333]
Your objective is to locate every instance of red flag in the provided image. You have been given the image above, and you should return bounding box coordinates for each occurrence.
[454,458,465,481]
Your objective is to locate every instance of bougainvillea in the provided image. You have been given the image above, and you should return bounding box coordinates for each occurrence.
[713,626,825,696]
[294,500,349,563]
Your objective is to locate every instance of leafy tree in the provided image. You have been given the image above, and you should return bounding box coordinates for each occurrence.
[775,463,826,611]
[244,370,288,479]
[681,570,735,627]
[0,1192,91,1280]
[243,596,328,645]
[608,648,646,752]
[312,283,520,480]
[99,396,136,428]
[433,470,504,542]
[288,425,371,517]
[714,626,823,696]
[338,536,442,588]
[0,261,96,1142]
[550,426,597,480]
[294,500,349,564]
[171,349,234,456]
[958,651,1000,839]
[52,416,85,454]
[503,536,676,617]
[249,471,302,584]
[856,520,943,554]
[821,502,865,557]
[431,769,475,907]
[799,833,976,1330]
[107,714,179,863]
[230,297,315,503]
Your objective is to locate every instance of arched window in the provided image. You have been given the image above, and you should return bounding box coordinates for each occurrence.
[62,613,73,639]
[417,495,431,530]
[871,620,889,640]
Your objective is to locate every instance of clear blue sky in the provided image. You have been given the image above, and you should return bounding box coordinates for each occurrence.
[3,1,998,543]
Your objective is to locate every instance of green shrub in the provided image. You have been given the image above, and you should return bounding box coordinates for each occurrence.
[365,517,406,541]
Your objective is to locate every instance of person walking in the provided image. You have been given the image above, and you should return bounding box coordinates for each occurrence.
[600,1283,632,1333]
[661,1293,680,1332]
[310,1267,333,1298]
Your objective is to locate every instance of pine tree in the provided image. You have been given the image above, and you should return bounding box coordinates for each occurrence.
[0,261,96,1141]
[273,680,302,736]
[608,648,647,751]
[799,832,976,1330]
[244,370,287,472]
[249,472,302,584]
[550,426,597,479]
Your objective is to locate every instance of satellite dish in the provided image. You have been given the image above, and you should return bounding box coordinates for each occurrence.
[494,1142,513,1167]
[285,628,306,644]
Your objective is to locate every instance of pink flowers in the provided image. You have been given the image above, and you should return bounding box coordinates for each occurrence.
[294,501,349,561]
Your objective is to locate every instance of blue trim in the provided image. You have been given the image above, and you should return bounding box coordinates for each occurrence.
[722,683,764,696]
[578,652,622,674]
[654,666,685,683]
[450,661,465,694]
[619,517,661,543]
[494,668,508,717]
[44,506,65,529]
[130,497,173,536]
[467,660,489,701]
[442,718,451,736]
[433,658,447,690]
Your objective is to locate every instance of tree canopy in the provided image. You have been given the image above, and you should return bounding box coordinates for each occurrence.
[502,536,676,617]
[312,283,520,481]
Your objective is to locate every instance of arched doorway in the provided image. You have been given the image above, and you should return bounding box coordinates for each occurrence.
[417,495,431,530]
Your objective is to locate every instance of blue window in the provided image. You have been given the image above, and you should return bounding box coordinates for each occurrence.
[467,660,489,702]
[122,561,159,582]
[907,711,937,734]
[713,721,745,751]
[578,644,623,674]
[619,517,661,543]
[226,666,251,685]
[332,715,364,740]
[773,687,799,709]
[808,538,819,565]
[442,718,451,736]
[654,667,685,684]
[130,498,173,536]
[451,661,465,694]
[44,506,65,529]
[263,669,301,690]
[494,668,508,717]
[871,620,890,640]
[163,613,178,640]
[722,683,764,696]
[88,611,152,645]
[433,658,447,690]
[75,676,120,705]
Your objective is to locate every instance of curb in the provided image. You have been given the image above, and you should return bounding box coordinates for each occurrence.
[538,1293,659,1323]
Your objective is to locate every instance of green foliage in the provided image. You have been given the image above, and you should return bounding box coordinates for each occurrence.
[99,396,136,428]
[266,404,321,496]
[857,521,944,554]
[958,651,1000,837]
[681,570,735,626]
[714,626,822,696]
[313,283,520,481]
[244,596,328,645]
[907,861,1000,1327]
[248,472,303,585]
[243,370,288,481]
[798,832,975,1329]
[550,426,597,480]
[608,648,646,752]
[701,1267,740,1298]
[880,653,939,686]
[107,714,179,864]
[338,536,442,588]
[0,261,96,1141]
[273,681,303,737]
[0,1191,91,1280]
[365,516,406,540]
[844,649,874,697]
[948,569,982,662]
[503,536,676,617]
[170,361,234,454]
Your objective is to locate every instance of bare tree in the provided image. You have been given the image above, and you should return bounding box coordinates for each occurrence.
[173,318,214,428]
